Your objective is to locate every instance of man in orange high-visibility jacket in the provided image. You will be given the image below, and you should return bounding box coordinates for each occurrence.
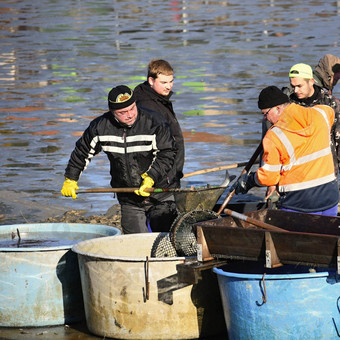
[235,85,339,216]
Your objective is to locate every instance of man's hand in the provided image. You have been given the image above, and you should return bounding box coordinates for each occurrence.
[61,178,79,199]
[265,185,278,200]
[266,185,280,204]
[134,173,154,197]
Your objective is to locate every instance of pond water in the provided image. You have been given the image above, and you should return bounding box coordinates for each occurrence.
[1,0,339,223]
[0,231,105,248]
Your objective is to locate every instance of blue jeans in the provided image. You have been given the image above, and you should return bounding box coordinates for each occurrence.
[120,195,177,234]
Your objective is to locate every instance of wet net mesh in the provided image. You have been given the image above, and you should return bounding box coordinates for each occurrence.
[150,184,226,258]
[174,187,226,213]
[170,210,220,257]
[150,232,178,258]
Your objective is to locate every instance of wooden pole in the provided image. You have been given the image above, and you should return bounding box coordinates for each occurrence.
[183,161,258,178]
[223,208,288,233]
[76,186,227,194]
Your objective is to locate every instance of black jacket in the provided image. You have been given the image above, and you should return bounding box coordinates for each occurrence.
[286,85,340,173]
[64,108,177,205]
[134,81,185,186]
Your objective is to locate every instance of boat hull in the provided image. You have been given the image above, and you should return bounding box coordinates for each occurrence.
[195,209,340,269]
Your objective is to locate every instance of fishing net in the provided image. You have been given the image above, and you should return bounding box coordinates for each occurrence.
[169,210,220,257]
[150,176,232,258]
[174,187,226,213]
[150,232,178,258]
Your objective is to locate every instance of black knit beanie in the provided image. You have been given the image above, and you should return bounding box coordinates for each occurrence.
[108,85,135,110]
[258,86,289,109]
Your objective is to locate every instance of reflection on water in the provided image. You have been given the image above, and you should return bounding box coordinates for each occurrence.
[0,231,104,248]
[0,0,339,222]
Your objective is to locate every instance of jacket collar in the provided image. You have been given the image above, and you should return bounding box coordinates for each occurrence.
[141,81,173,102]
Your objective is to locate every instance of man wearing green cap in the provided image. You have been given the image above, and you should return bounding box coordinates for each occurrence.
[235,86,339,216]
[288,63,340,173]
[60,85,178,234]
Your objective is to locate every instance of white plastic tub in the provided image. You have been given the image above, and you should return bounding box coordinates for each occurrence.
[72,232,226,339]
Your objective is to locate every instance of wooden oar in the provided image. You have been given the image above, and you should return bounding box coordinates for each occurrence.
[223,208,288,233]
[183,161,259,178]
[217,142,263,215]
[76,186,228,194]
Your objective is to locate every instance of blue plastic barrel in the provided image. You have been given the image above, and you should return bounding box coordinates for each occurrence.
[213,262,340,340]
[0,223,121,327]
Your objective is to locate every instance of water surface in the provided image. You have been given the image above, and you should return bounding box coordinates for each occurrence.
[1,0,339,223]
[0,231,104,248]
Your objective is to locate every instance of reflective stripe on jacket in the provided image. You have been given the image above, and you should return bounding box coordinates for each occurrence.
[64,108,177,206]
[257,103,339,212]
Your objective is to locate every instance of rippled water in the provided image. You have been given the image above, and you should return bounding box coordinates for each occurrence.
[1,0,339,222]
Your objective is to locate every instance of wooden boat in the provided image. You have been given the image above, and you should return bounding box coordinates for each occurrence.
[177,208,340,284]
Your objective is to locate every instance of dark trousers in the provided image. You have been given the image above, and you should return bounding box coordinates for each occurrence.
[280,204,338,217]
[120,195,178,234]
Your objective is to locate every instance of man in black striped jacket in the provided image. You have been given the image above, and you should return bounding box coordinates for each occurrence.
[61,85,178,234]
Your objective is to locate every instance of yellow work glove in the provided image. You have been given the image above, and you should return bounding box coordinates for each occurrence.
[61,178,79,199]
[134,173,154,197]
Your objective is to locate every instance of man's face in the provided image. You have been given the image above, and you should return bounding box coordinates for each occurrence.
[290,77,314,99]
[333,71,340,88]
[148,73,174,96]
[261,106,281,125]
[113,102,138,126]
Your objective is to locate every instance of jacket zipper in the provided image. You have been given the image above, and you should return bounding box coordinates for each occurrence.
[123,129,133,186]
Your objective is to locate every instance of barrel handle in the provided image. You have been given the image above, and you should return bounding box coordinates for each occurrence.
[256,273,267,306]
[143,256,150,302]
[332,296,340,337]
[262,273,267,304]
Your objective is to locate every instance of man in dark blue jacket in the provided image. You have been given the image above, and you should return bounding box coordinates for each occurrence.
[134,59,185,188]
[61,85,178,234]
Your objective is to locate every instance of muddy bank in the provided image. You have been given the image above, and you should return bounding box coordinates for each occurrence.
[0,322,102,340]
[0,190,71,225]
[44,205,122,233]
[0,190,122,233]
[0,322,226,340]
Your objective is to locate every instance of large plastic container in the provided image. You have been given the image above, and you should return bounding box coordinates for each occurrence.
[213,262,340,340]
[72,233,227,339]
[0,223,121,327]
